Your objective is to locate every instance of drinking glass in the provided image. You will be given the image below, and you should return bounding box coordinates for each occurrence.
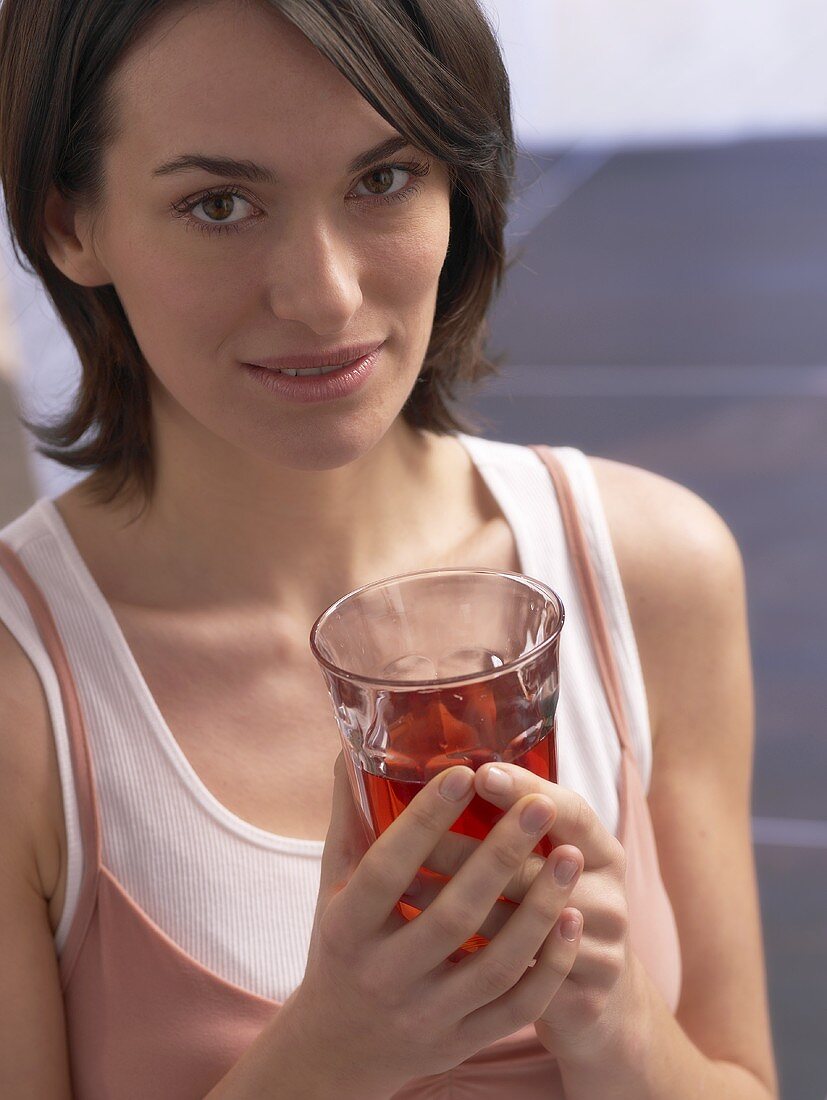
[310,568,564,952]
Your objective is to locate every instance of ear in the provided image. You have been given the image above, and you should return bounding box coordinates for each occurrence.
[42,184,112,287]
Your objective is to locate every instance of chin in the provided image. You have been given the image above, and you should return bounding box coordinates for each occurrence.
[257,409,398,473]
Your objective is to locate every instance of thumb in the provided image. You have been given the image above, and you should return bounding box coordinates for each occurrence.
[318,752,372,897]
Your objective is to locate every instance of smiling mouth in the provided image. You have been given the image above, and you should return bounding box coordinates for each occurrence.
[247,339,385,375]
[261,360,358,377]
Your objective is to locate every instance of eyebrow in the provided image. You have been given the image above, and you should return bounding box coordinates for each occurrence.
[151,134,414,185]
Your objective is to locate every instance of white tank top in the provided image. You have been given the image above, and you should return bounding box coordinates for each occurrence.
[0,434,651,1003]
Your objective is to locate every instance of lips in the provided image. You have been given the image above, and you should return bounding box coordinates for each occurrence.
[242,343,382,403]
[247,339,385,373]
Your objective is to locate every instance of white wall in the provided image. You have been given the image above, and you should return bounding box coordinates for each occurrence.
[486,0,827,148]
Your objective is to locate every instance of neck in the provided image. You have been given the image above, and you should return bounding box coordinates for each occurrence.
[59,419,472,628]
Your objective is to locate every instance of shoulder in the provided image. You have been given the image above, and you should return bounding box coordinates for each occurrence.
[0,615,63,907]
[0,617,73,1094]
[583,455,748,741]
[583,454,745,590]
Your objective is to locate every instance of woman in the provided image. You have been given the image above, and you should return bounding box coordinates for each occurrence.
[0,1,778,1097]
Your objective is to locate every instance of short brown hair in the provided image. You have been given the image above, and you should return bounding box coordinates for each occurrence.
[0,0,516,506]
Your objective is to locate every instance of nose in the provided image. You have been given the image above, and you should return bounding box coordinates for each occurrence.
[264,217,363,335]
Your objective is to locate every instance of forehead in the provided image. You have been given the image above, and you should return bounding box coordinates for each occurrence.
[110,0,399,175]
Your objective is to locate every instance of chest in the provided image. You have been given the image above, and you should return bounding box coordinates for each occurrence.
[146,645,343,841]
[118,516,522,843]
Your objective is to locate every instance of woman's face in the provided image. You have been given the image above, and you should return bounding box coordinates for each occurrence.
[72,0,452,471]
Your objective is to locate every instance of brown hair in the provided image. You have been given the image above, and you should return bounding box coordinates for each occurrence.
[0,0,516,507]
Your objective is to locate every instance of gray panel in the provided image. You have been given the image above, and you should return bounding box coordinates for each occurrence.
[494,138,827,366]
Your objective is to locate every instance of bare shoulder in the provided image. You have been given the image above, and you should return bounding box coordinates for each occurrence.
[0,617,73,1094]
[584,455,744,594]
[584,456,747,741]
[0,616,63,909]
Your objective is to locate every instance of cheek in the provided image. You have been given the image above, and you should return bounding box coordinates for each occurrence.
[104,229,247,382]
[130,243,238,320]
[362,205,451,309]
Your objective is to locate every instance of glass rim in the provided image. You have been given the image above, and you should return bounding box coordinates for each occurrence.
[309,566,565,690]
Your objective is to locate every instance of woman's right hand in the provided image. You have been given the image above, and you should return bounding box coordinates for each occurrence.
[279,753,584,1097]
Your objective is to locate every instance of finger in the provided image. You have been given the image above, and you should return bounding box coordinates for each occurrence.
[343,765,476,937]
[439,846,582,1014]
[318,753,373,897]
[400,866,517,944]
[425,831,546,904]
[394,793,559,973]
[413,844,580,941]
[457,907,583,1048]
[475,762,615,865]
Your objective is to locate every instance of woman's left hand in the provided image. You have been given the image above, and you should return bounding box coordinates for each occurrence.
[420,760,643,1066]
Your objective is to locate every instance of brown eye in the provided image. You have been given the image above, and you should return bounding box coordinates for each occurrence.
[362,167,396,195]
[353,166,414,201]
[201,194,236,221]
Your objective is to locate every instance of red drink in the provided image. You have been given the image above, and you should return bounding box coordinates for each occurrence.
[350,661,560,953]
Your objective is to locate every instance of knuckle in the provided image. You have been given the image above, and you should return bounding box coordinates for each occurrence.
[318,903,349,960]
[538,936,576,981]
[501,853,545,906]
[357,958,404,1008]
[609,836,627,874]
[577,987,606,1024]
[359,852,394,895]
[510,982,551,1027]
[430,901,477,943]
[607,937,624,972]
[420,1012,454,1057]
[515,854,545,893]
[353,964,385,1002]
[430,835,469,876]
[434,1036,464,1071]
[503,994,534,1032]
[407,797,447,835]
[528,884,565,926]
[603,897,629,938]
[603,943,627,982]
[475,955,524,998]
[572,795,596,838]
[487,836,525,876]
[543,950,574,984]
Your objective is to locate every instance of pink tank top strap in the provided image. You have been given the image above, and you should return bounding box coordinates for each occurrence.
[527,445,633,754]
[0,538,102,985]
[527,445,637,825]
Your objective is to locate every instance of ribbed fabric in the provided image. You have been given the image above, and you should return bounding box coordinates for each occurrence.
[0,435,653,1004]
[455,435,653,820]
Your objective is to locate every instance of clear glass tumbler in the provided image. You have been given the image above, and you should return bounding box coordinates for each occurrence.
[310,567,564,950]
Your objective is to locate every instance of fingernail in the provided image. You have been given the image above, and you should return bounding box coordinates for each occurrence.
[520,796,555,833]
[483,766,509,793]
[554,858,579,887]
[440,768,473,801]
[561,914,581,941]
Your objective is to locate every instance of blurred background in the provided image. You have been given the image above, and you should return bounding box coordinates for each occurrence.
[1,2,825,1097]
